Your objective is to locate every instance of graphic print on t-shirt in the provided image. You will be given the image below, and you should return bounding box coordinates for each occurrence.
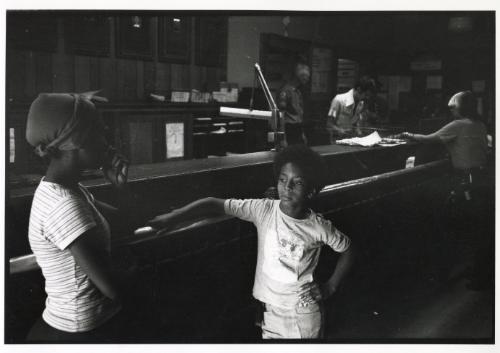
[277,232,305,273]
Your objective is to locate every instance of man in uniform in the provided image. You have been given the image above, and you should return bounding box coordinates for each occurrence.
[277,59,311,145]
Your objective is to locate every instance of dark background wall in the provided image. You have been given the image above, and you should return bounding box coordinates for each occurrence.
[6,13,227,105]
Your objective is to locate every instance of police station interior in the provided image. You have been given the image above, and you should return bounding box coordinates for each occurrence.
[4,11,495,343]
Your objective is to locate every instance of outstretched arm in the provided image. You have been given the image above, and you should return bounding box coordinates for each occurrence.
[147,197,226,230]
[402,132,442,144]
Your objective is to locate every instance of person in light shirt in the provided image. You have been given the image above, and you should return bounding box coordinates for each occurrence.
[148,145,356,339]
[401,91,488,172]
[326,76,377,141]
[401,91,492,290]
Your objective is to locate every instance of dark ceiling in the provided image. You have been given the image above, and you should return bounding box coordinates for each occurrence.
[316,12,494,56]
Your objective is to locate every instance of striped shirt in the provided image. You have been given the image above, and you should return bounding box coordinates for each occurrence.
[28,179,121,332]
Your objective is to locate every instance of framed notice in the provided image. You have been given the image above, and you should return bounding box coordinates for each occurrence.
[158,16,191,63]
[166,123,185,159]
[259,33,310,89]
[116,16,154,60]
[64,15,111,56]
[311,47,334,95]
[7,13,58,52]
[195,17,228,67]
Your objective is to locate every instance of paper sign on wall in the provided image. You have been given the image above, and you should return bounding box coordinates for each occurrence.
[472,80,486,93]
[410,60,442,71]
[399,76,412,92]
[426,76,442,90]
[9,128,15,163]
[166,123,184,159]
[311,47,333,94]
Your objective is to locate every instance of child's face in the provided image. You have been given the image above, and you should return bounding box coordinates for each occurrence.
[277,162,312,208]
[78,130,109,170]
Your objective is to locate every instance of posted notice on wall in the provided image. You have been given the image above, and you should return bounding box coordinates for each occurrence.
[9,128,15,163]
[311,47,333,94]
[426,76,443,90]
[472,80,486,93]
[166,123,184,159]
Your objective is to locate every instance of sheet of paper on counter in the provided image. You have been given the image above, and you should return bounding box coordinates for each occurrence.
[336,131,382,147]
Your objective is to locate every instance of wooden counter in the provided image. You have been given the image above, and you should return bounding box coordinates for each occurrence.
[6,137,452,342]
[7,141,447,259]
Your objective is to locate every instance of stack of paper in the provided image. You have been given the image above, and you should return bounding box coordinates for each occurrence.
[336,131,382,147]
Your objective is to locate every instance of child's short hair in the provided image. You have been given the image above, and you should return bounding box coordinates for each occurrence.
[273,144,328,194]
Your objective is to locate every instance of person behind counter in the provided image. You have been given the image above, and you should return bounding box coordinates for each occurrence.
[400,90,491,290]
[326,76,378,141]
[148,145,355,339]
[25,92,134,342]
[277,59,311,145]
[400,91,488,171]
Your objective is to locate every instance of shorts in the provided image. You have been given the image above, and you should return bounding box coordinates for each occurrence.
[260,301,324,339]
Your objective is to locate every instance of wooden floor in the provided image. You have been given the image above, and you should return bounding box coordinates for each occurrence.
[326,263,493,342]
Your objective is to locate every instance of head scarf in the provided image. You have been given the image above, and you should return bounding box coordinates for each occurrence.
[26,92,103,157]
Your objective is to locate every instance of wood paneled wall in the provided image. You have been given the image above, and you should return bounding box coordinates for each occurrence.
[6,16,226,105]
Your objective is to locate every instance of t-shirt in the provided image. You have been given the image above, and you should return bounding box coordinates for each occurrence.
[433,118,488,170]
[277,83,304,124]
[327,89,368,131]
[28,179,121,332]
[224,198,351,308]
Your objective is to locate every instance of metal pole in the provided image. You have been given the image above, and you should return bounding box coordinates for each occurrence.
[254,63,284,151]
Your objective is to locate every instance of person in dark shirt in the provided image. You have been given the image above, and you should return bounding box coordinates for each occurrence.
[277,60,311,145]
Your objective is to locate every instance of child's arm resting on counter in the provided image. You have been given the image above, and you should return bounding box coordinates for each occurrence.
[147,197,227,230]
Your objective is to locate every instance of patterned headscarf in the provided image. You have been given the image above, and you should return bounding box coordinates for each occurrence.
[26,92,103,157]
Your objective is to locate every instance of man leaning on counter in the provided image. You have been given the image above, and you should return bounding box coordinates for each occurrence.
[326,76,378,142]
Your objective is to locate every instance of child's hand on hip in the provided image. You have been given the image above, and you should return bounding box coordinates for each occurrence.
[297,282,323,306]
[319,282,337,300]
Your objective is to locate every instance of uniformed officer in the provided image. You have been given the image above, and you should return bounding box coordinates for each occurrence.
[277,59,311,145]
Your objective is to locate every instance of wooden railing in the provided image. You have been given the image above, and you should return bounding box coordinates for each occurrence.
[8,159,449,275]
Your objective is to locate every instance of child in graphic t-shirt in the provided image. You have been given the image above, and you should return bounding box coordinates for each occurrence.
[148,145,355,339]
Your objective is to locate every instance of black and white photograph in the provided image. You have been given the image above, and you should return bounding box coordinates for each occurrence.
[2,1,497,351]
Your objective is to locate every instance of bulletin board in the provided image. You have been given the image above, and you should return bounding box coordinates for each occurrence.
[259,34,336,101]
[259,33,311,91]
[310,46,335,99]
